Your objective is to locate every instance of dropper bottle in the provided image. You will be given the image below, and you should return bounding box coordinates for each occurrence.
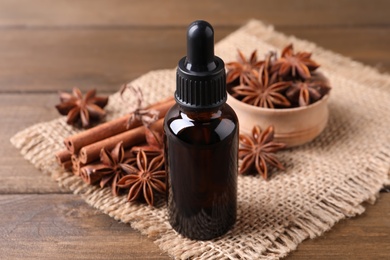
[164,20,238,240]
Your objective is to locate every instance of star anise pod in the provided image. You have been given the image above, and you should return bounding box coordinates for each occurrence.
[55,87,109,128]
[131,126,164,157]
[231,66,291,108]
[91,141,136,196]
[120,84,159,128]
[117,149,166,206]
[272,44,319,80]
[226,49,264,84]
[286,79,331,106]
[239,125,286,179]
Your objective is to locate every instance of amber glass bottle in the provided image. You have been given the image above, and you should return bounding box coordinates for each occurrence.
[164,20,238,240]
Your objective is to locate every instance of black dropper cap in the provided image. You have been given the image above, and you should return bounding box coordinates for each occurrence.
[176,20,226,109]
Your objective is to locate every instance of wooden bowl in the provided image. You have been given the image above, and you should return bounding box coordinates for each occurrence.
[227,93,330,147]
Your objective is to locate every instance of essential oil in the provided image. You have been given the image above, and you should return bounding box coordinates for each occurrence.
[164,20,238,240]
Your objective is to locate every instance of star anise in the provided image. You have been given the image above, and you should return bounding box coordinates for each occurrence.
[239,125,286,179]
[117,149,166,206]
[286,79,331,106]
[272,44,319,80]
[131,126,164,157]
[55,87,108,128]
[226,49,264,84]
[91,141,135,196]
[120,84,159,128]
[231,66,291,108]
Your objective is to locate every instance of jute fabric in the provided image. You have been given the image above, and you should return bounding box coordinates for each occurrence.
[11,20,390,259]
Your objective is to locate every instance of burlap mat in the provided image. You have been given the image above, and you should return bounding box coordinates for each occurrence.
[11,20,390,259]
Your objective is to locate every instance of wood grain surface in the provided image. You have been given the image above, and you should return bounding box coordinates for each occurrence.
[1,1,389,259]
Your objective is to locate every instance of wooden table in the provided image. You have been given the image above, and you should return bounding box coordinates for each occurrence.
[1,1,389,259]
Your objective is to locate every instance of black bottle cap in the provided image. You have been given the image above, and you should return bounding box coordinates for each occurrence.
[176,20,227,109]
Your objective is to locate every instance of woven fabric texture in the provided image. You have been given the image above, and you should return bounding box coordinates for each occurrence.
[11,20,390,259]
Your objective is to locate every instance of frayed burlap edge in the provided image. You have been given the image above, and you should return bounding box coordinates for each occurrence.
[11,20,390,260]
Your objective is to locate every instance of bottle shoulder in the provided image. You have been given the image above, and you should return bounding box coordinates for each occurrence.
[164,103,239,145]
[165,103,238,122]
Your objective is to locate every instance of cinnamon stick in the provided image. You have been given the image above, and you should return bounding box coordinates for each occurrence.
[71,155,86,176]
[79,118,164,164]
[64,97,174,154]
[79,126,146,164]
[80,164,105,185]
[61,160,72,171]
[55,149,72,164]
[149,117,164,134]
